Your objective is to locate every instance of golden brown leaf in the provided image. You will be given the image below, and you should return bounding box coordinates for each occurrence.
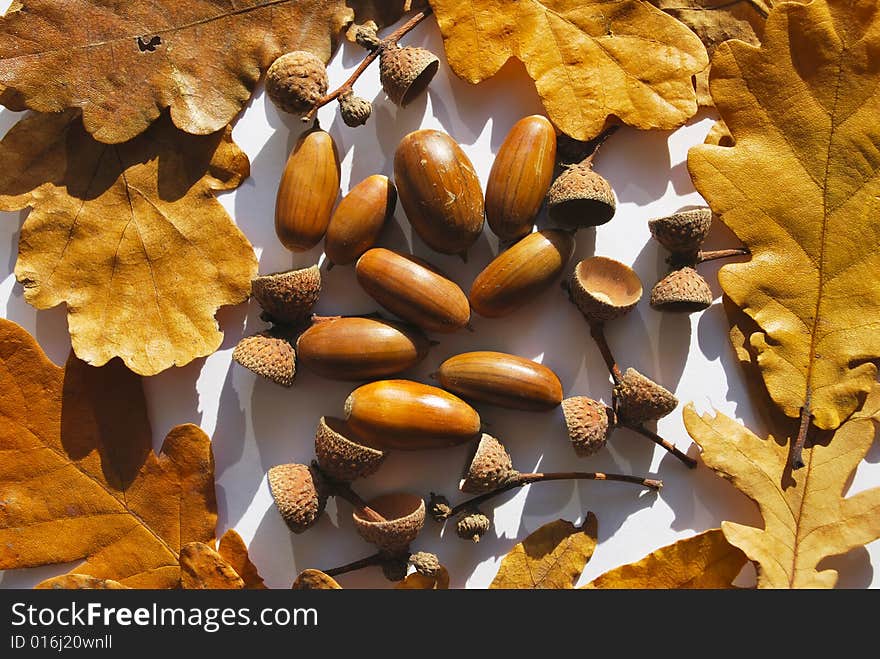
[0,318,217,589]
[180,542,245,590]
[584,529,748,588]
[395,566,450,589]
[489,514,598,589]
[36,575,130,590]
[292,569,343,590]
[429,0,707,140]
[0,111,257,375]
[218,529,266,589]
[688,0,880,435]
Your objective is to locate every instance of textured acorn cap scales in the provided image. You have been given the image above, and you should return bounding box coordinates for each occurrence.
[650,267,713,313]
[251,265,321,325]
[614,368,678,425]
[268,463,328,534]
[547,162,616,228]
[460,434,518,494]
[314,416,387,482]
[379,45,439,107]
[339,91,372,127]
[456,509,491,542]
[409,551,442,578]
[569,257,643,323]
[352,493,426,554]
[648,208,712,254]
[562,396,611,456]
[265,51,329,115]
[232,331,296,387]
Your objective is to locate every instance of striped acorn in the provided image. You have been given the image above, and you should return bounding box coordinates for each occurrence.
[324,175,397,266]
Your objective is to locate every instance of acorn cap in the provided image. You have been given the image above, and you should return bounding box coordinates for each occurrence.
[459,434,518,494]
[314,416,387,482]
[268,463,328,534]
[648,208,712,254]
[650,267,713,313]
[562,396,611,457]
[379,46,439,107]
[547,162,616,228]
[251,265,321,325]
[339,91,372,127]
[456,508,491,543]
[232,331,296,387]
[428,492,453,522]
[569,256,642,323]
[353,493,426,554]
[409,551,442,578]
[265,51,329,115]
[614,368,678,425]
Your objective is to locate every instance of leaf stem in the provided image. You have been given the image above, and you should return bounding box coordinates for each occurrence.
[791,398,812,470]
[696,247,750,263]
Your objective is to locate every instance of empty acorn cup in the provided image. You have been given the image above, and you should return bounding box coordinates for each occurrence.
[379,45,439,107]
[650,267,713,313]
[352,492,426,554]
[460,434,518,494]
[251,265,321,326]
[268,463,328,533]
[569,256,643,324]
[232,330,297,387]
[314,416,388,482]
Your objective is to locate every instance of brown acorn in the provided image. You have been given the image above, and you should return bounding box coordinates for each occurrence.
[486,115,557,242]
[352,493,426,553]
[324,175,396,266]
[650,267,713,313]
[568,257,642,324]
[648,208,712,254]
[275,128,340,252]
[562,396,612,457]
[547,161,616,228]
[614,368,678,425]
[296,317,430,381]
[394,129,484,256]
[470,229,575,318]
[232,331,296,387]
[456,508,491,543]
[379,46,439,107]
[343,379,482,450]
[355,248,470,333]
[267,463,328,533]
[314,416,387,482]
[265,51,328,115]
[460,434,518,494]
[251,265,321,325]
[436,351,563,411]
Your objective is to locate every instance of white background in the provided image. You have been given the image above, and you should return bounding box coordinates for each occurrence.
[1,11,878,589]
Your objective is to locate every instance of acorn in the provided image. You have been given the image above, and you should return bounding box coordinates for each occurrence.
[428,493,453,522]
[355,248,470,333]
[650,267,713,313]
[352,493,426,554]
[268,463,328,533]
[436,351,563,411]
[456,508,491,543]
[275,128,340,252]
[380,46,439,107]
[297,316,430,380]
[648,208,712,255]
[338,91,372,127]
[409,551,442,578]
[324,175,396,266]
[614,368,678,425]
[486,115,557,241]
[251,265,321,325]
[470,229,575,318]
[232,330,296,387]
[547,160,616,228]
[394,129,484,256]
[460,434,518,494]
[561,396,612,457]
[568,256,642,324]
[343,379,482,450]
[265,51,328,115]
[314,416,387,482]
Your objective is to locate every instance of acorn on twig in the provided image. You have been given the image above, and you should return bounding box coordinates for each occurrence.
[460,434,518,494]
[614,368,679,425]
[265,51,329,115]
[338,91,373,127]
[428,493,453,522]
[456,508,491,543]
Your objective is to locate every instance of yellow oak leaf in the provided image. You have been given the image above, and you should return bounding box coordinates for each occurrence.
[217,529,266,589]
[180,542,246,590]
[429,0,708,140]
[0,110,257,375]
[0,318,218,589]
[36,575,129,590]
[395,566,450,589]
[688,0,880,457]
[583,529,748,588]
[489,514,598,589]
[292,569,343,590]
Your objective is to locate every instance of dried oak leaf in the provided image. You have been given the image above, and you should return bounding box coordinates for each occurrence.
[0,110,258,376]
[688,0,880,450]
[395,566,450,589]
[37,575,130,590]
[180,542,245,590]
[429,0,707,140]
[291,569,343,590]
[489,514,598,589]
[218,529,266,589]
[0,318,217,589]
[583,529,748,588]
[0,1,414,144]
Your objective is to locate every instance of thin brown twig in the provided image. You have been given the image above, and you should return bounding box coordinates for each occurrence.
[589,323,624,385]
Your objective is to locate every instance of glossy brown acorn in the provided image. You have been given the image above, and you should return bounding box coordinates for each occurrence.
[486,116,557,242]
[394,129,484,256]
[436,351,563,411]
[275,128,340,252]
[470,229,575,318]
[296,317,431,380]
[355,248,470,333]
[324,175,397,266]
[343,379,482,450]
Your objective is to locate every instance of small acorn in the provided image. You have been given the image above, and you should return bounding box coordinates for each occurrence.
[409,551,442,578]
[232,330,296,387]
[314,416,387,482]
[648,208,712,255]
[650,267,713,313]
[547,160,616,228]
[614,368,678,425]
[268,463,328,533]
[460,434,518,494]
[456,508,491,543]
[265,51,329,115]
[561,396,612,457]
[568,256,643,324]
[251,265,321,326]
[352,22,382,50]
[352,493,426,554]
[324,176,396,267]
[428,493,453,522]
[338,91,373,127]
[380,46,439,107]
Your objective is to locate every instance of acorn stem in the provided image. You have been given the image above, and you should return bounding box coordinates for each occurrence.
[582,124,620,165]
[623,423,698,468]
[302,7,434,122]
[331,481,388,523]
[589,323,624,385]
[791,399,812,470]
[323,552,384,577]
[696,247,749,263]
